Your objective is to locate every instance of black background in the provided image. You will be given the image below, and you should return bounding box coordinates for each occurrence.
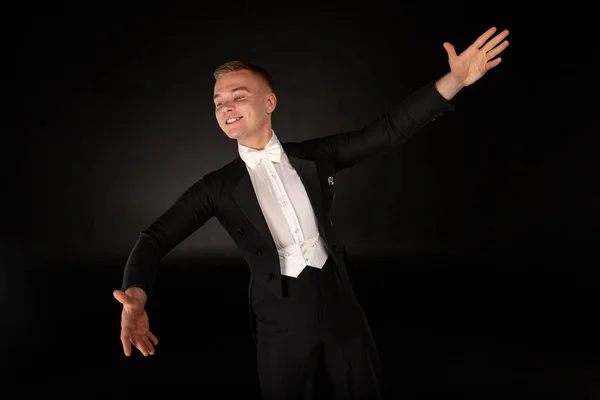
[4,2,599,398]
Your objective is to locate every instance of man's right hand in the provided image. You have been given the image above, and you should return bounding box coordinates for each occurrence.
[113,288,158,357]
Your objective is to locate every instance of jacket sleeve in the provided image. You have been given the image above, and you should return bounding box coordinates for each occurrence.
[319,80,455,170]
[120,178,216,297]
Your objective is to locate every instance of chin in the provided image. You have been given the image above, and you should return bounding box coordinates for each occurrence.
[225,129,244,140]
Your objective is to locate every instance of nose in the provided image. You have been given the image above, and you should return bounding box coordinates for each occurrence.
[221,100,234,111]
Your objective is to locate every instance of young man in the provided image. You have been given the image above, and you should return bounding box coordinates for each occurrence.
[113,26,509,399]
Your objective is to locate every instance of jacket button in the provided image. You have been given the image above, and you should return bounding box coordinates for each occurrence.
[328,220,333,227]
[329,193,335,200]
[237,228,244,235]
[332,245,338,252]
[256,249,262,256]
[268,272,276,281]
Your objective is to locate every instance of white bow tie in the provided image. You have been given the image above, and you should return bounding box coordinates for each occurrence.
[241,144,282,169]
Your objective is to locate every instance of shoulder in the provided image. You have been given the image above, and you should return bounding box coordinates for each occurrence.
[177,156,245,206]
[200,155,246,188]
[281,137,331,160]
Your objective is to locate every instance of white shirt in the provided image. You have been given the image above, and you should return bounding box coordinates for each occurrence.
[238,131,329,278]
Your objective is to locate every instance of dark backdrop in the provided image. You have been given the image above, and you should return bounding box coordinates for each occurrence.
[4,3,599,399]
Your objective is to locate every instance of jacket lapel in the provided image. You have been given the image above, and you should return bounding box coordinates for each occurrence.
[232,168,277,251]
[286,155,326,234]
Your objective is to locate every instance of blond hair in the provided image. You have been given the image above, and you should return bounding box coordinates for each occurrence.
[213,61,275,92]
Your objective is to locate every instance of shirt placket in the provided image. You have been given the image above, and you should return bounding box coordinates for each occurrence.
[263,161,304,244]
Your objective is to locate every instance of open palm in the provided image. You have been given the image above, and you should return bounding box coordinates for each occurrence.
[444,27,510,87]
[113,289,158,357]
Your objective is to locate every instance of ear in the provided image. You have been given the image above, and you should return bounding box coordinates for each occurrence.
[265,92,277,114]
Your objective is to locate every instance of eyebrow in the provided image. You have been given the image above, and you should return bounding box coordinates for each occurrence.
[213,86,251,100]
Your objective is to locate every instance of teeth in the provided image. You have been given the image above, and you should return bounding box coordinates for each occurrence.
[226,117,241,124]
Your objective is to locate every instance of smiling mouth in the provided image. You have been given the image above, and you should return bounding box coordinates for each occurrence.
[226,117,243,125]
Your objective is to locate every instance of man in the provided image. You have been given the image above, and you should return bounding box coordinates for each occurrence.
[113,26,509,399]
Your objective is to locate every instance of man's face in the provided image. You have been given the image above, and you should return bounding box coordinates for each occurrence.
[213,69,275,142]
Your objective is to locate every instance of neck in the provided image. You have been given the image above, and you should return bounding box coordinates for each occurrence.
[238,127,273,150]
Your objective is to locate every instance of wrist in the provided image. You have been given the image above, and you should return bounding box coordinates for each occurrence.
[125,286,148,306]
[434,72,465,100]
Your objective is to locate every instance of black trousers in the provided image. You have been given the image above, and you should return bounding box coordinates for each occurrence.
[250,257,383,399]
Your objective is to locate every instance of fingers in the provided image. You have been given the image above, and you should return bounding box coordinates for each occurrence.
[120,329,158,357]
[113,290,133,306]
[486,40,509,61]
[472,26,498,49]
[481,29,510,53]
[120,325,132,356]
[443,42,457,59]
[485,57,503,71]
[131,332,157,356]
[121,326,158,357]
[147,331,159,347]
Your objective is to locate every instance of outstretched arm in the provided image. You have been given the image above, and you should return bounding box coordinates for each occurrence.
[113,174,217,358]
[311,26,510,171]
[120,178,217,297]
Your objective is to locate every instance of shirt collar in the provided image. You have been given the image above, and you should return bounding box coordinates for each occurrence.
[238,130,283,169]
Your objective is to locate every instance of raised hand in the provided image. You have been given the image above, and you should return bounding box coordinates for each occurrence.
[443,26,509,87]
[113,289,158,357]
